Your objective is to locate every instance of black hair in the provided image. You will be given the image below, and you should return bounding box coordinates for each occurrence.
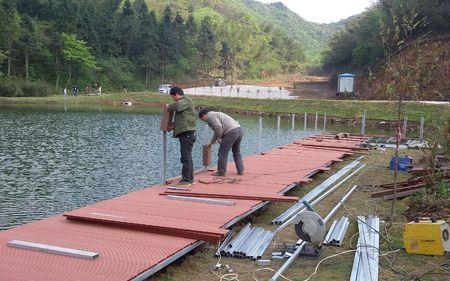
[170,86,184,96]
[198,108,211,118]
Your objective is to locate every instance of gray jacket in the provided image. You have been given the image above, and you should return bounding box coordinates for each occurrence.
[206,111,241,144]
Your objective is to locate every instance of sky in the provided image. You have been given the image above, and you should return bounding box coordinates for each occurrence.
[256,0,376,23]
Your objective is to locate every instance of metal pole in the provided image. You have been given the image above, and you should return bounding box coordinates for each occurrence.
[162,131,167,185]
[314,112,318,133]
[403,115,408,138]
[277,115,281,140]
[258,114,263,153]
[271,185,359,281]
[419,117,424,142]
[361,110,366,136]
[323,112,327,132]
[304,113,307,131]
[291,113,295,132]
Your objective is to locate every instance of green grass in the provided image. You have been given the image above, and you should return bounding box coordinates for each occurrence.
[149,150,449,281]
[1,92,448,122]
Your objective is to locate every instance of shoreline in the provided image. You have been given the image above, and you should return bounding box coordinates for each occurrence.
[1,92,447,129]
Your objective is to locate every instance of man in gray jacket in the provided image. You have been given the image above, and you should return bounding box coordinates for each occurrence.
[199,109,244,177]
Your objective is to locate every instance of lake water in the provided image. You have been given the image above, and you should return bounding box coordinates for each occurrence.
[0,104,387,230]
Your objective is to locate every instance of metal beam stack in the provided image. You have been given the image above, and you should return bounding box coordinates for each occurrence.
[272,156,364,226]
[219,224,274,260]
[350,216,380,281]
[324,217,349,246]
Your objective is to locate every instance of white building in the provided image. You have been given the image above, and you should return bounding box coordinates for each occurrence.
[337,73,356,93]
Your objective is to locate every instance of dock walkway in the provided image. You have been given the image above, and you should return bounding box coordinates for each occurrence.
[0,135,366,281]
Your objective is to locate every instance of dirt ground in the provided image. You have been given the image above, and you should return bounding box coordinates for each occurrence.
[150,149,450,281]
[239,74,337,100]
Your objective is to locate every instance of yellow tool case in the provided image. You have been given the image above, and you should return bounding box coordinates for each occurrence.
[403,218,450,256]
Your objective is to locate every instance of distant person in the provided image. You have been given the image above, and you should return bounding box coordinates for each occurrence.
[167,86,197,186]
[63,88,67,97]
[199,109,244,177]
[98,85,102,95]
[122,83,128,93]
[73,85,79,96]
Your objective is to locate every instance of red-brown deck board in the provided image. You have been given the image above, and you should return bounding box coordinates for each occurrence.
[0,135,367,280]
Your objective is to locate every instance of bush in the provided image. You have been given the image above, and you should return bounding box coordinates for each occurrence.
[19,81,54,97]
[0,79,54,97]
[0,80,23,97]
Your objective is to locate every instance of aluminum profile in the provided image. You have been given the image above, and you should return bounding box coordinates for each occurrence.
[7,240,99,260]
[270,185,359,281]
[350,216,380,281]
[324,217,349,246]
[215,228,236,256]
[220,224,274,260]
[166,195,235,206]
[276,165,365,233]
[272,156,364,225]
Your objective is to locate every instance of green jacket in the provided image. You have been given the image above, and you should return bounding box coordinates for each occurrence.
[167,96,196,137]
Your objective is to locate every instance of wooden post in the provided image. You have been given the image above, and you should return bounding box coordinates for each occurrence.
[202,145,211,169]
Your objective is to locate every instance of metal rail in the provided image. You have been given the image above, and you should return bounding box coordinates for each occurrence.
[270,185,359,281]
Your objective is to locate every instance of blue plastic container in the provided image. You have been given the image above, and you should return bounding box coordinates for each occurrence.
[389,156,413,172]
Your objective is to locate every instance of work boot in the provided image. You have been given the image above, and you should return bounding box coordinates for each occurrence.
[212,171,226,177]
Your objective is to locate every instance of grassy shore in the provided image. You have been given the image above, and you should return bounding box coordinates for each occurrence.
[150,149,449,281]
[1,92,448,121]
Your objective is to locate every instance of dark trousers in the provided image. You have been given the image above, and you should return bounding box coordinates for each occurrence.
[218,127,244,175]
[178,131,196,182]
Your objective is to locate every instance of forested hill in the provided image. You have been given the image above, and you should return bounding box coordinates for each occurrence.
[144,0,344,60]
[0,0,346,95]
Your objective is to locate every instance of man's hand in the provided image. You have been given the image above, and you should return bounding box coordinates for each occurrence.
[217,138,222,144]
[167,122,174,132]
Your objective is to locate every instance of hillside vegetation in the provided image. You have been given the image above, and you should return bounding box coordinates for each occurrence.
[358,37,450,100]
[0,0,342,96]
[323,0,450,100]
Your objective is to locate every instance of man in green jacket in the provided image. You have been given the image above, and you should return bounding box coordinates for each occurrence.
[167,86,197,185]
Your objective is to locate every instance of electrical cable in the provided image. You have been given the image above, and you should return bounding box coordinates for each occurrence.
[252,268,293,281]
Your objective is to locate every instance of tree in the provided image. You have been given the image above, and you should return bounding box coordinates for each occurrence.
[157,6,173,81]
[115,0,137,57]
[0,2,21,79]
[197,16,216,76]
[379,5,427,226]
[60,32,98,88]
[219,41,234,79]
[135,3,159,86]
[18,14,39,82]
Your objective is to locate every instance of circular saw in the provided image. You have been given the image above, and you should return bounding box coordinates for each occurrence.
[293,210,326,246]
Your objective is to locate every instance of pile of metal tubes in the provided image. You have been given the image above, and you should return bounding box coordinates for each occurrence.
[218,223,274,260]
[324,216,350,246]
[350,216,380,281]
[272,156,364,225]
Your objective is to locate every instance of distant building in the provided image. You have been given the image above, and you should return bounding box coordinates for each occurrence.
[337,73,356,93]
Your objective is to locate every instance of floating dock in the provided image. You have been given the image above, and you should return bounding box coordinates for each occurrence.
[0,135,367,280]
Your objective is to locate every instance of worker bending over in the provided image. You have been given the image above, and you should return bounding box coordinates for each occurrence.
[199,109,244,177]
